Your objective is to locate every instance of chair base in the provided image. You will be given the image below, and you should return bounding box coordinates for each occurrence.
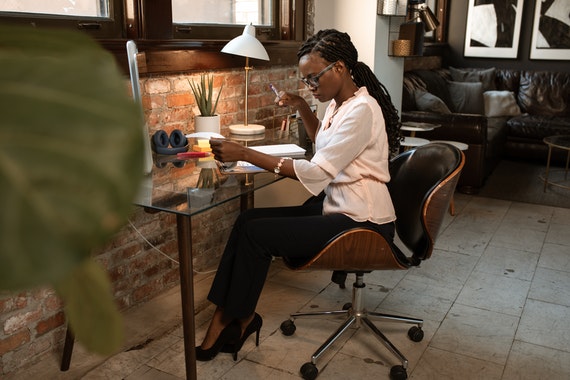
[281,273,423,380]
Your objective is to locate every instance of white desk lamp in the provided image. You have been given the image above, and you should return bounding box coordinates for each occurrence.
[221,24,269,135]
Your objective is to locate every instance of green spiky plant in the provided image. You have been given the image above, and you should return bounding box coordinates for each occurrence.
[189,73,223,116]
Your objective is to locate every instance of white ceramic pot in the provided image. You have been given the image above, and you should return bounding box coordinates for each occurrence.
[194,115,220,134]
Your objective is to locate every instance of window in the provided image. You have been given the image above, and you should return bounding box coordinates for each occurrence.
[0,0,302,40]
[0,0,109,17]
[172,0,287,40]
[0,0,306,74]
[173,0,272,25]
[0,0,125,38]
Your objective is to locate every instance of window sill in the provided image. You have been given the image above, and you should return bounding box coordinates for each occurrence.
[100,39,302,75]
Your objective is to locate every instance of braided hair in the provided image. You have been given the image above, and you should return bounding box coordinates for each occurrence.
[297,29,402,154]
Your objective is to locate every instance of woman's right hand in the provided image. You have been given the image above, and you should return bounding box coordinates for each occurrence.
[209,138,245,164]
[275,92,306,109]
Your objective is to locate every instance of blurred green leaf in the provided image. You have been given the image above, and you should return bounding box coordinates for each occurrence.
[0,25,144,290]
[54,258,123,355]
[0,25,145,354]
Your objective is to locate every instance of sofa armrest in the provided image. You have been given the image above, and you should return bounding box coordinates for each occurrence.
[401,111,487,145]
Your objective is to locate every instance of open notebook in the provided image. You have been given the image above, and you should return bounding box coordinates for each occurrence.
[218,144,306,174]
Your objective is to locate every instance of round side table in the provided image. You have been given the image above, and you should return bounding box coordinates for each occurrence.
[430,140,468,151]
[542,135,570,192]
[401,122,441,137]
[400,136,430,151]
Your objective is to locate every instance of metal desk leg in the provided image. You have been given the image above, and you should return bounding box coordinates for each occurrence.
[241,174,254,211]
[544,146,553,192]
[176,214,197,380]
[60,325,75,371]
[564,150,570,181]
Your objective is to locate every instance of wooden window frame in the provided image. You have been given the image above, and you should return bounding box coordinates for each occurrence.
[0,0,126,39]
[0,0,305,75]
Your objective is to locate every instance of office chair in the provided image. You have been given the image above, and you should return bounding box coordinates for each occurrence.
[279,143,465,380]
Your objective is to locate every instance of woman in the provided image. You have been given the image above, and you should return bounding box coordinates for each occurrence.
[197,29,402,361]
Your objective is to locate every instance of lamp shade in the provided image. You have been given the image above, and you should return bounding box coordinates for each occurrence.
[419,5,439,32]
[221,24,269,61]
[407,2,440,33]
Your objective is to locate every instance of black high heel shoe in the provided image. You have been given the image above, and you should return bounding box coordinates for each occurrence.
[221,313,263,361]
[195,321,240,361]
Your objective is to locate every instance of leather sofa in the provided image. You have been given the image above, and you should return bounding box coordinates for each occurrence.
[401,67,570,193]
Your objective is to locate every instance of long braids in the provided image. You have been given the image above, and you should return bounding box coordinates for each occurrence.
[298,29,402,154]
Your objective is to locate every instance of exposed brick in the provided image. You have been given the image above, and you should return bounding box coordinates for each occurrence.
[172,76,192,92]
[35,311,65,336]
[4,308,42,335]
[166,93,193,107]
[0,329,30,356]
[168,106,192,122]
[43,292,64,312]
[131,278,162,304]
[145,78,171,94]
[0,292,28,314]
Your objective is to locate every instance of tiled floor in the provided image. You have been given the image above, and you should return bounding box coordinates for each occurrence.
[9,193,570,380]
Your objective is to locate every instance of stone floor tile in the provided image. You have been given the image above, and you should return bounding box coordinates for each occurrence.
[516,299,570,352]
[409,347,504,380]
[528,267,570,307]
[502,340,570,380]
[537,242,570,273]
[489,224,546,253]
[475,245,539,281]
[430,303,518,365]
[455,270,531,316]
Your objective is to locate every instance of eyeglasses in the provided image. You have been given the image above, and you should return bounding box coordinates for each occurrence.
[299,61,336,89]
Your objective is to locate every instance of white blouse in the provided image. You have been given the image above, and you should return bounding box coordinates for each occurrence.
[293,87,396,224]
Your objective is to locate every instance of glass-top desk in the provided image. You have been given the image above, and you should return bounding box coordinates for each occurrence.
[133,132,303,380]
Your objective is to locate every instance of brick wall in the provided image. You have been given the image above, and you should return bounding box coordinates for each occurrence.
[0,63,307,377]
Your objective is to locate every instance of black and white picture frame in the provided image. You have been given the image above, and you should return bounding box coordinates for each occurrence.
[530,0,570,60]
[464,0,524,58]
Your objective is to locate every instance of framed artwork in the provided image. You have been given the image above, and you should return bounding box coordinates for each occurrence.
[530,0,570,60]
[464,0,524,58]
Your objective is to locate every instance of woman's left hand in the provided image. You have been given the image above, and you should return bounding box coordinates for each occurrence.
[209,138,245,163]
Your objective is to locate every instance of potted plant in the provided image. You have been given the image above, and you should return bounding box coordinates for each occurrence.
[189,73,223,134]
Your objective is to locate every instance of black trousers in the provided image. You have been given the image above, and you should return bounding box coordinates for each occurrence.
[207,198,395,319]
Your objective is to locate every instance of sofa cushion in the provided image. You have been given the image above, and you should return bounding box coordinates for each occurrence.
[450,67,496,92]
[448,81,485,114]
[507,115,570,140]
[411,70,453,109]
[483,91,521,117]
[495,69,520,93]
[518,71,570,116]
[414,90,452,114]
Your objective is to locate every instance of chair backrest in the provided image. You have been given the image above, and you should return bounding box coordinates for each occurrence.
[388,143,464,262]
[126,40,153,174]
[284,143,464,272]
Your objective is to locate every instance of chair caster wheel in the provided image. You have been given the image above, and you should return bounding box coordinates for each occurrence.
[300,362,318,380]
[390,365,407,380]
[280,319,296,336]
[408,326,424,342]
[342,302,352,311]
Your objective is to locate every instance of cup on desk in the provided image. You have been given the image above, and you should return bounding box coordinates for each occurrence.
[187,187,214,208]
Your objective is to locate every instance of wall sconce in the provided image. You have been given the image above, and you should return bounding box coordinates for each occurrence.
[221,24,269,135]
[399,0,440,56]
[407,0,440,32]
